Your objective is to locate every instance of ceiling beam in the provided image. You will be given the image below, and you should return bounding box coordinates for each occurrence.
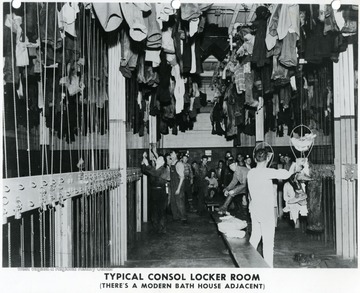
[228,4,242,35]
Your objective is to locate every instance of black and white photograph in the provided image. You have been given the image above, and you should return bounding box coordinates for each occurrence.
[1,0,359,292]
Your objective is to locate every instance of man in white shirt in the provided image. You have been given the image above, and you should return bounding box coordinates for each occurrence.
[247,148,292,268]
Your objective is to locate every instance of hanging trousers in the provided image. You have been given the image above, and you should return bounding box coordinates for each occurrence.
[249,214,276,268]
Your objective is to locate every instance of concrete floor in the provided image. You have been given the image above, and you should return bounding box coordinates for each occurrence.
[124,208,357,268]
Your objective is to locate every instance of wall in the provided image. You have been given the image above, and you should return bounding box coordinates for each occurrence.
[160,112,332,149]
[126,130,149,168]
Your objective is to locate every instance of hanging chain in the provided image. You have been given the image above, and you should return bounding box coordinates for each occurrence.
[31,214,35,267]
[21,218,25,267]
[43,211,47,266]
[81,195,85,267]
[49,208,53,267]
[8,223,11,267]
[9,4,20,177]
[50,2,58,175]
[24,2,32,176]
[39,209,43,267]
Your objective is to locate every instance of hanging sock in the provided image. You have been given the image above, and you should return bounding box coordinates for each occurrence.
[192,82,200,98]
[290,76,297,91]
[145,50,161,67]
[155,3,175,29]
[144,4,162,49]
[121,3,148,42]
[92,3,123,32]
[171,64,185,114]
[189,18,200,37]
[134,3,151,12]
[120,28,138,74]
[58,3,80,37]
[234,63,245,94]
[16,41,29,67]
[181,4,202,21]
[162,27,175,54]
[137,91,143,110]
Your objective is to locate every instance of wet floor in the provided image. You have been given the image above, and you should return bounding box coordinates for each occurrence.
[124,207,357,269]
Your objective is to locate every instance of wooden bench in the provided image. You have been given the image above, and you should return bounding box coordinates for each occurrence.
[211,212,269,268]
[205,201,220,212]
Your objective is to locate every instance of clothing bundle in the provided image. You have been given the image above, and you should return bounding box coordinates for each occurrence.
[210,4,356,144]
[3,3,109,142]
[217,214,247,238]
[92,3,213,138]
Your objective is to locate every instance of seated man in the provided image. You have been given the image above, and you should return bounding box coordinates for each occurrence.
[218,157,249,213]
[206,169,218,201]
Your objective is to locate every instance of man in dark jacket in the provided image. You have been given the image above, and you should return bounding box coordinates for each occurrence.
[142,153,169,234]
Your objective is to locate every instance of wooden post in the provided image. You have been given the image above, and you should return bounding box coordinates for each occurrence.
[108,35,127,265]
[333,44,357,259]
[136,178,142,232]
[142,174,148,223]
[54,200,72,267]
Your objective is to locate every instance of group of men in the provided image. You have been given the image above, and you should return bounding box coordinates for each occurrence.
[142,148,294,268]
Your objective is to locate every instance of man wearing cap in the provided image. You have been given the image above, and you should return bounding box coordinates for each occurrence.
[244,154,253,170]
[181,153,194,212]
[197,155,209,215]
[236,153,245,167]
[141,153,169,234]
[218,157,249,213]
[223,151,234,188]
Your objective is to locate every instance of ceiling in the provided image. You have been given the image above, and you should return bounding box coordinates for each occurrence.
[205,4,253,28]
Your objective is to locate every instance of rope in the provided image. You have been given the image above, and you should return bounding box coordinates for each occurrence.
[9,4,20,177]
[86,12,91,172]
[3,96,8,178]
[76,198,80,266]
[81,194,85,267]
[24,3,32,176]
[49,208,53,266]
[8,223,11,267]
[66,80,73,172]
[41,3,49,176]
[60,26,66,173]
[75,9,81,166]
[39,210,43,267]
[80,4,86,170]
[50,3,57,175]
[31,214,34,267]
[43,211,46,266]
[90,17,95,171]
[21,218,25,267]
[96,25,100,171]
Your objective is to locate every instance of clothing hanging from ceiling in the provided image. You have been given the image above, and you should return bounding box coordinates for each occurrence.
[2,3,357,144]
